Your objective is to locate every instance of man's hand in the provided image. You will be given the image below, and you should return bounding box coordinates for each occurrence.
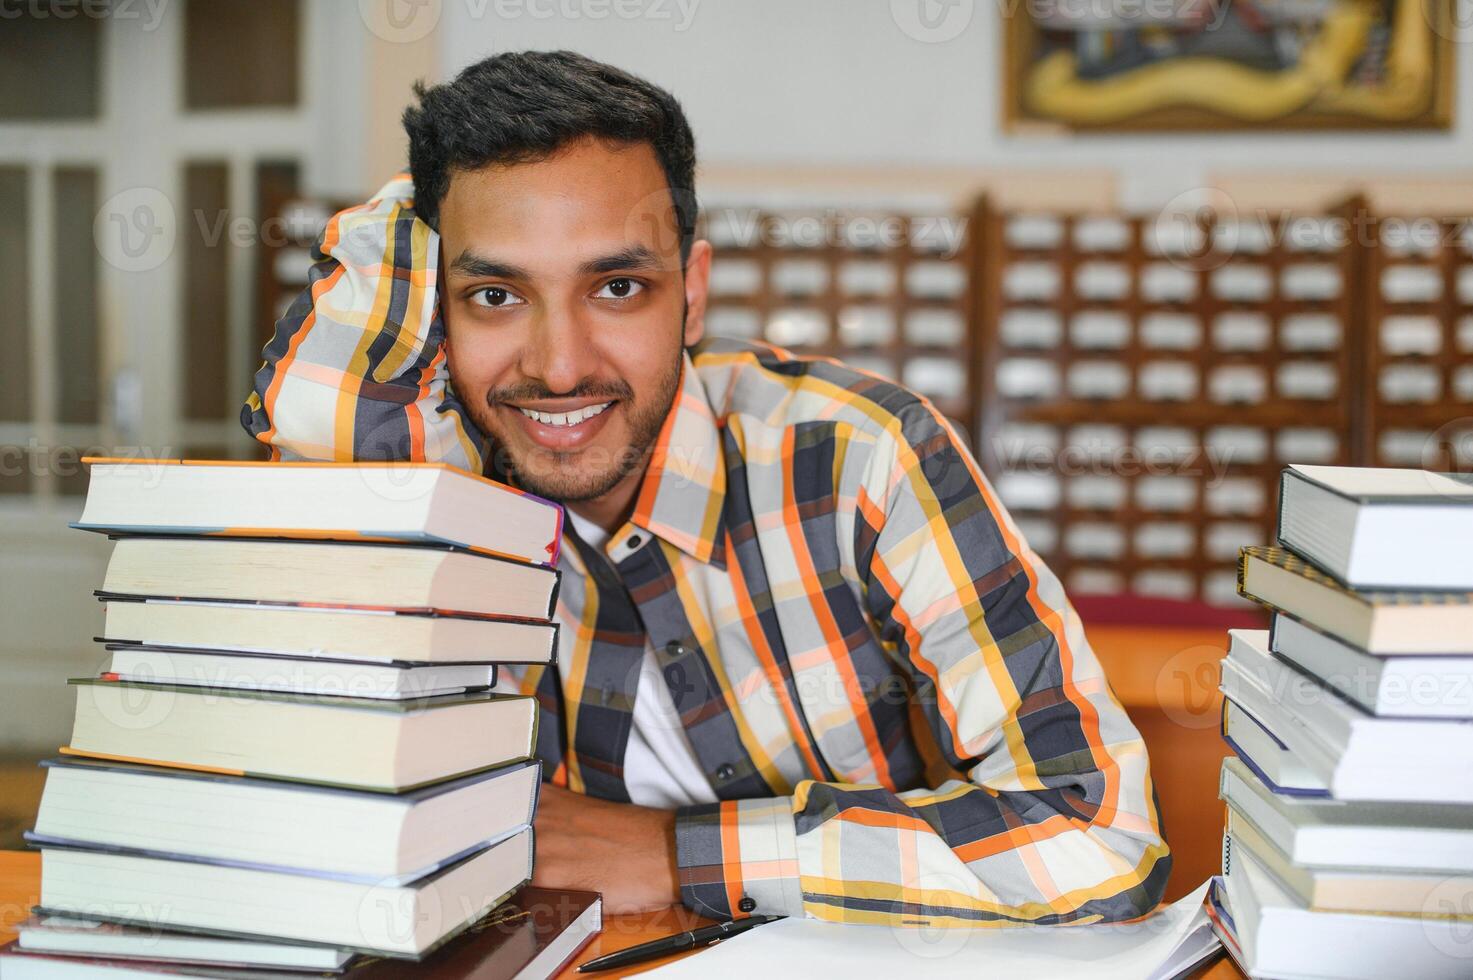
[531,783,683,914]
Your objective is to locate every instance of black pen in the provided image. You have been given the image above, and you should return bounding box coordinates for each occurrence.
[577,914,783,972]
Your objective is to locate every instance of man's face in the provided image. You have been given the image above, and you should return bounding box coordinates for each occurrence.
[438,137,709,505]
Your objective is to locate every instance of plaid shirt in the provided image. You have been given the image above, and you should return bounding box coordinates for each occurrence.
[243,176,1170,926]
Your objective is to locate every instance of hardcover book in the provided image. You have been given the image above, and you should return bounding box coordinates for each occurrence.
[1237,546,1473,655]
[1269,612,1473,719]
[64,679,538,793]
[1277,464,1473,590]
[98,595,558,666]
[1213,838,1472,980]
[76,458,564,567]
[100,644,498,700]
[0,887,600,979]
[32,829,535,958]
[1221,630,1473,804]
[10,914,355,971]
[100,537,560,622]
[31,756,541,880]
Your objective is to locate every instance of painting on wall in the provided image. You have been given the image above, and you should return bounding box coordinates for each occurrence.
[1003,0,1454,130]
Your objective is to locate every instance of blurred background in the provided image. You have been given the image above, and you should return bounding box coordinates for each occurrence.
[3,0,1472,893]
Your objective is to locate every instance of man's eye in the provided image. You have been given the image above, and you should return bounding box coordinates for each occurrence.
[471,287,524,308]
[595,278,643,300]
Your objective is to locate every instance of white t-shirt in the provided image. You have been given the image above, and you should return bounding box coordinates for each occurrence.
[564,511,718,810]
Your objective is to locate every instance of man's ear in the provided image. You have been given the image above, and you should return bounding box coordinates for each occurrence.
[681,239,712,347]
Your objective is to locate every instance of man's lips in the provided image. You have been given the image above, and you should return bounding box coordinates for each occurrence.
[498,399,618,451]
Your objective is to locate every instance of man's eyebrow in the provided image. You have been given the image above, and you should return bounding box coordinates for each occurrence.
[449,251,529,280]
[579,246,663,277]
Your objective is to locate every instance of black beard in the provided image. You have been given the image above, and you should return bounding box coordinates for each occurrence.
[473,346,685,504]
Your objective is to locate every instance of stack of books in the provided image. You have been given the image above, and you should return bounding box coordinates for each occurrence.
[1207,464,1473,979]
[0,459,601,979]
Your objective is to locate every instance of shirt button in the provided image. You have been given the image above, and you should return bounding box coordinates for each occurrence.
[716,763,736,781]
[665,641,687,658]
[737,896,757,914]
[627,533,642,549]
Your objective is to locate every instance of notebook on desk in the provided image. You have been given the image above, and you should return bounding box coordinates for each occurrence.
[639,881,1219,980]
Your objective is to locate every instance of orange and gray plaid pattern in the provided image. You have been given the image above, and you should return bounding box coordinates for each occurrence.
[243,176,1171,926]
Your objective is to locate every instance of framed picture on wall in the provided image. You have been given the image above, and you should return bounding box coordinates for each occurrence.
[1003,0,1455,131]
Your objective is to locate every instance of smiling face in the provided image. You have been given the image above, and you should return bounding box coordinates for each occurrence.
[438,137,710,526]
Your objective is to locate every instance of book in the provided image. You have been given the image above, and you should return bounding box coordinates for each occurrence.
[100,537,560,622]
[1225,813,1473,917]
[0,888,600,980]
[1277,464,1473,590]
[33,829,534,958]
[1203,877,1242,975]
[11,914,355,971]
[99,596,558,666]
[1271,612,1473,719]
[1214,836,1473,979]
[1220,630,1473,804]
[101,645,496,700]
[1221,757,1473,874]
[64,679,537,792]
[76,458,563,567]
[1238,546,1473,655]
[31,756,540,880]
[341,887,601,980]
[1221,698,1329,796]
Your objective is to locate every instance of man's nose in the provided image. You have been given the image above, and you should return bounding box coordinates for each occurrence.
[518,303,600,394]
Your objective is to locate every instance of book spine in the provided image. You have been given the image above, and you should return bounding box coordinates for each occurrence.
[1275,465,1290,546]
[545,568,562,620]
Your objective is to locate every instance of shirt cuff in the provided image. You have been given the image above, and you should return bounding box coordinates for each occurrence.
[674,796,804,920]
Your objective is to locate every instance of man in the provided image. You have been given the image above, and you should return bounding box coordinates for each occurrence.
[243,50,1170,925]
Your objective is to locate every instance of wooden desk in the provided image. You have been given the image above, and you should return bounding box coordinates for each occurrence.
[0,851,1242,977]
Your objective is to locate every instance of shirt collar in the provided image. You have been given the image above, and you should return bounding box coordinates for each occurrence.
[615,350,727,567]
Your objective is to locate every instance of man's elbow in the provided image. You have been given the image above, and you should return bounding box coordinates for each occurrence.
[1090,839,1172,923]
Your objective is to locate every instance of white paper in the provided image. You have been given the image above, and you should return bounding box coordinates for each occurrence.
[642,881,1218,980]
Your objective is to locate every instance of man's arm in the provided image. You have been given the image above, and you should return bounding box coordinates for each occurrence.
[241,175,484,468]
[673,406,1171,926]
[531,783,682,913]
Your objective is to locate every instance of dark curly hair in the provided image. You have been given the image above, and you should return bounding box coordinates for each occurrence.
[402,50,698,262]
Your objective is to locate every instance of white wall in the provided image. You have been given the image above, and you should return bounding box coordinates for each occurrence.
[423,0,1471,208]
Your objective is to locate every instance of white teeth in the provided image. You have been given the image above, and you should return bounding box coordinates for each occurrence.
[517,401,612,427]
